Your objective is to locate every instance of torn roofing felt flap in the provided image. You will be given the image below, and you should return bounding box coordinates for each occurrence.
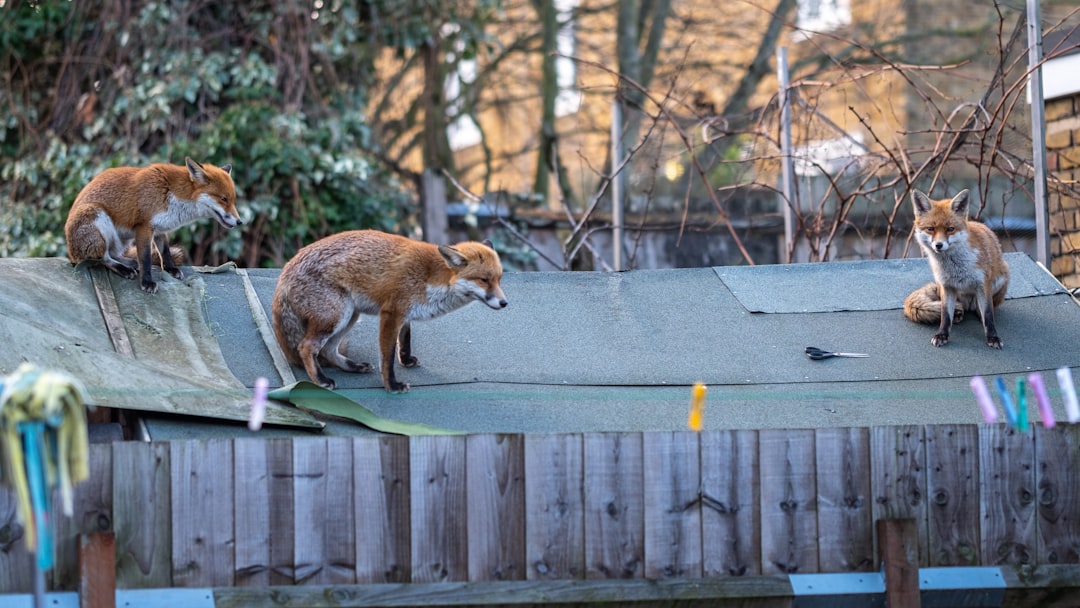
[0,257,320,429]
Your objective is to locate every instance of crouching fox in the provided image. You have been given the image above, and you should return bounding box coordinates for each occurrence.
[64,157,241,293]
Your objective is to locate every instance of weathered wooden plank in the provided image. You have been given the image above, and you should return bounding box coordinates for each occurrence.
[410,435,468,583]
[1000,563,1080,607]
[466,434,526,581]
[234,438,272,587]
[354,435,411,583]
[212,575,798,608]
[870,425,927,566]
[978,425,1036,566]
[700,429,760,577]
[524,433,585,581]
[642,431,702,579]
[52,442,113,591]
[291,437,356,585]
[583,432,644,579]
[759,429,817,575]
[113,440,172,588]
[1035,425,1080,565]
[814,427,873,572]
[266,438,296,585]
[0,485,34,593]
[171,439,234,587]
[925,424,980,566]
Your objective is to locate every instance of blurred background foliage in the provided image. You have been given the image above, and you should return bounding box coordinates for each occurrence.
[0,0,495,267]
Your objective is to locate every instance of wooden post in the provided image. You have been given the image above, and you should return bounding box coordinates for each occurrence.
[877,518,920,608]
[79,532,116,608]
[421,169,448,245]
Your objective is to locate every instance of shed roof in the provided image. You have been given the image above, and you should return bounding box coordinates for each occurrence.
[2,253,1077,438]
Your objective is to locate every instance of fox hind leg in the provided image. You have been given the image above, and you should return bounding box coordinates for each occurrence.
[320,309,374,374]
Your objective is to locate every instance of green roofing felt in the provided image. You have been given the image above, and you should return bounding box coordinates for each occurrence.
[3,253,1078,437]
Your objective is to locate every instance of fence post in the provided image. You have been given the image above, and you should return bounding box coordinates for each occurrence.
[421,169,448,245]
[877,518,920,608]
[79,532,115,608]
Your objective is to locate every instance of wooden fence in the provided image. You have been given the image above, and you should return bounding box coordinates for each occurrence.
[1,424,1078,595]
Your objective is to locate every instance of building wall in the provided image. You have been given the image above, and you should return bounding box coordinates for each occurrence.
[1047,92,1080,288]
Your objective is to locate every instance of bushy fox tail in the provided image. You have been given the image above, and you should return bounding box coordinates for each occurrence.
[123,244,186,267]
[903,282,944,325]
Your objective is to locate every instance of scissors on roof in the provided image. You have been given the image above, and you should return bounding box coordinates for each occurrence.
[805,346,869,360]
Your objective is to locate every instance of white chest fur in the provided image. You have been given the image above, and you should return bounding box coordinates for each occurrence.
[151,193,216,233]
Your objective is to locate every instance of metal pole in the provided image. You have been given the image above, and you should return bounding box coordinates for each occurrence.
[777,46,797,263]
[1027,0,1051,267]
[611,99,624,271]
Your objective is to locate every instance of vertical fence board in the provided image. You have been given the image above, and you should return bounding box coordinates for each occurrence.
[978,426,1036,566]
[0,483,34,593]
[325,437,357,583]
[113,441,171,588]
[410,435,468,583]
[354,435,411,583]
[584,432,644,579]
[171,439,234,587]
[815,427,873,572]
[643,431,702,579]
[52,442,113,591]
[1035,425,1080,564]
[524,433,584,581]
[293,437,355,585]
[870,425,927,567]
[759,429,817,575]
[265,438,295,585]
[700,429,760,578]
[467,434,526,581]
[234,438,271,587]
[925,424,980,566]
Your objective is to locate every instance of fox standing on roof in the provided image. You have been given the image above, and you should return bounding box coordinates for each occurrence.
[271,230,508,393]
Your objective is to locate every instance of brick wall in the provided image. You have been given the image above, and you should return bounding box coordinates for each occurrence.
[1047,94,1080,288]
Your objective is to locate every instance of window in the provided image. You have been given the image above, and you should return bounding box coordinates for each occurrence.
[796,0,851,34]
[554,0,581,117]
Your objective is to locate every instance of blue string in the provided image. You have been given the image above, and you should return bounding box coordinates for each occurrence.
[18,421,54,571]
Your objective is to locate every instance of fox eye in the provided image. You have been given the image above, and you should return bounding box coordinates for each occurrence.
[477,277,490,286]
[946,226,956,234]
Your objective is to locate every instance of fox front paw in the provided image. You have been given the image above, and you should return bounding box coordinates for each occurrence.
[931,333,949,347]
[140,278,159,294]
[165,267,184,280]
[400,355,420,368]
[386,380,410,394]
[986,336,1003,349]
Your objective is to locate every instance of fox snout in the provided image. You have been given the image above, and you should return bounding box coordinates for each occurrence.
[215,210,243,229]
[484,289,508,310]
[932,240,949,252]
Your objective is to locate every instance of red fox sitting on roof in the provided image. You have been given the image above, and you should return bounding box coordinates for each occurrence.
[903,189,1009,349]
[271,230,508,393]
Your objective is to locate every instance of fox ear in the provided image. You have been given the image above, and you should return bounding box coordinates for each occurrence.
[185,157,209,184]
[950,189,970,215]
[911,190,931,215]
[481,239,494,250]
[438,245,468,269]
[220,163,232,176]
